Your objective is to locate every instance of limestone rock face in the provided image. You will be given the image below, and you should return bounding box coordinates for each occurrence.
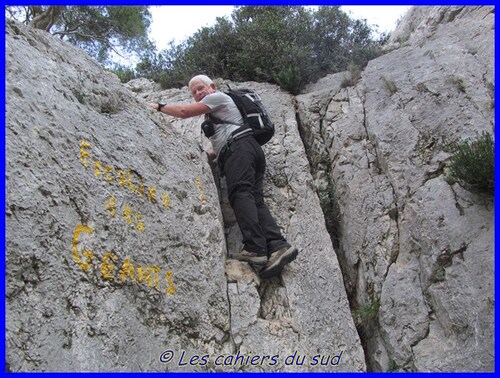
[6,19,229,372]
[6,4,494,373]
[130,80,367,372]
[6,19,364,372]
[296,5,494,372]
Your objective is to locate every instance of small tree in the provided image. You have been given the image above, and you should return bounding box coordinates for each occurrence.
[275,65,303,95]
[448,131,494,195]
[109,64,137,83]
[6,6,152,65]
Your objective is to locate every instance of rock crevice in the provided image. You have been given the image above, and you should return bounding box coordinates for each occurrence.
[6,5,493,373]
[295,5,493,372]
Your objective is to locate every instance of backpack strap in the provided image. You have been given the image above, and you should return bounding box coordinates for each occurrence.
[207,111,245,128]
[208,112,252,140]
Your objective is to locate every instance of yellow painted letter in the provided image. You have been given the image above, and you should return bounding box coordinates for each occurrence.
[105,195,117,218]
[72,224,95,271]
[195,177,207,205]
[138,178,145,196]
[79,140,92,168]
[120,258,136,283]
[148,186,157,203]
[136,265,158,287]
[101,252,117,280]
[116,169,127,188]
[162,193,171,208]
[135,212,145,232]
[123,204,134,224]
[94,161,103,177]
[104,166,114,183]
[127,169,139,194]
[165,271,175,295]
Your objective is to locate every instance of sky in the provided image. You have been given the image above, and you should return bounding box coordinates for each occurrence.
[149,5,412,52]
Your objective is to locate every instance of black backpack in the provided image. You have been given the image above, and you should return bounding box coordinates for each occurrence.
[207,88,275,145]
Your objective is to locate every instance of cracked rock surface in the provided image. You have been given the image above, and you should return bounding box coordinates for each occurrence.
[136,79,366,372]
[6,19,364,372]
[6,19,229,372]
[6,5,493,373]
[296,5,494,372]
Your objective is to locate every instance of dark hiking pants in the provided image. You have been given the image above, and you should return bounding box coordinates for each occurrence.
[221,136,290,257]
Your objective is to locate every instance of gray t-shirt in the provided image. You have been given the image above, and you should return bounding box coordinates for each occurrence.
[201,91,242,157]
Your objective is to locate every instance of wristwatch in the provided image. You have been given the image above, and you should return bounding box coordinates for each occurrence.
[157,101,167,112]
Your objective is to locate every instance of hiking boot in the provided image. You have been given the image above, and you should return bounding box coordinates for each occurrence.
[232,249,267,268]
[259,246,298,279]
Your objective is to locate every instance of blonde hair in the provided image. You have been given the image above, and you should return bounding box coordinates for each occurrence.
[188,74,214,89]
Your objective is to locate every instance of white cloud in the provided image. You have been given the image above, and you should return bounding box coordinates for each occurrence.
[340,6,411,35]
[149,5,235,51]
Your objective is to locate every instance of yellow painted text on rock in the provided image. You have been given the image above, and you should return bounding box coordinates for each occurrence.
[71,224,175,295]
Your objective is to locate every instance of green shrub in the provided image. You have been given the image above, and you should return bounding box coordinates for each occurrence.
[108,65,136,83]
[448,131,494,195]
[448,75,466,93]
[340,77,352,89]
[354,300,380,328]
[275,65,303,95]
[386,360,399,372]
[396,34,410,44]
[341,63,362,88]
[138,6,384,91]
[382,76,398,95]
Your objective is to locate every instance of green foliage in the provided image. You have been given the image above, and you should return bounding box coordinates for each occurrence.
[341,63,362,88]
[386,360,399,372]
[447,131,494,195]
[136,6,383,93]
[136,41,172,84]
[354,300,380,328]
[275,65,303,95]
[109,64,137,83]
[6,6,152,65]
[396,34,410,45]
[448,75,466,93]
[486,82,495,110]
[7,5,385,92]
[382,76,398,95]
[232,6,314,84]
